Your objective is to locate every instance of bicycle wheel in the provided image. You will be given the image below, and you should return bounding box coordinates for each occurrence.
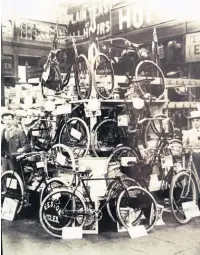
[41,65,63,99]
[93,53,114,99]
[135,60,166,100]
[92,119,125,157]
[116,186,158,232]
[40,178,71,205]
[1,170,25,215]
[169,171,198,224]
[144,114,174,148]
[106,177,139,223]
[39,188,86,238]
[59,117,90,162]
[75,54,92,100]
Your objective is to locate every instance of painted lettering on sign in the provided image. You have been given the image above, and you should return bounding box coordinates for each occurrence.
[186,32,200,62]
[2,54,15,77]
[46,214,59,223]
[43,201,61,215]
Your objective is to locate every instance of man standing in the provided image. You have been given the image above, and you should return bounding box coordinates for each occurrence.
[1,111,30,173]
[183,110,200,179]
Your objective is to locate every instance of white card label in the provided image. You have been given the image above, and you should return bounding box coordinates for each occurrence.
[70,128,82,140]
[1,197,18,221]
[127,225,148,239]
[62,226,83,239]
[182,201,200,219]
[155,204,165,226]
[56,153,66,165]
[6,178,17,189]
[161,155,173,168]
[36,161,45,168]
[118,115,128,126]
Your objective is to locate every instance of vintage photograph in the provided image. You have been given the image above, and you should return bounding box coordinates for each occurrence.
[1,0,200,254]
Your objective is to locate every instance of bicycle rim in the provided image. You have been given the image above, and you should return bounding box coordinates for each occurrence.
[170,171,198,224]
[39,188,86,238]
[135,60,166,100]
[1,170,25,215]
[116,186,158,232]
[93,53,114,99]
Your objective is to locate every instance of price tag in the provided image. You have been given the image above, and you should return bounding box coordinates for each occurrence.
[127,225,148,239]
[121,157,137,167]
[1,197,18,221]
[6,178,17,189]
[148,174,161,192]
[87,99,101,112]
[161,155,173,168]
[155,204,165,226]
[182,201,200,219]
[62,226,83,239]
[36,161,45,168]
[117,115,128,126]
[70,128,82,140]
[56,153,66,165]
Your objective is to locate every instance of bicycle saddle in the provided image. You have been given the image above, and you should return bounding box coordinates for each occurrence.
[50,49,61,55]
[76,169,92,175]
[24,119,39,128]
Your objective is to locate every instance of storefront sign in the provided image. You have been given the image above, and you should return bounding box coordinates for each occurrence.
[2,54,15,77]
[67,4,111,41]
[26,66,43,79]
[111,0,174,35]
[185,32,200,62]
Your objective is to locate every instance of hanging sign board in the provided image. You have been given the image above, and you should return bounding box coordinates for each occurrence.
[185,32,200,62]
[2,54,15,77]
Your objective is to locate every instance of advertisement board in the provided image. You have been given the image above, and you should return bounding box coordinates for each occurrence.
[2,54,15,77]
[185,32,200,62]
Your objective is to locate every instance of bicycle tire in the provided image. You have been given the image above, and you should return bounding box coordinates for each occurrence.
[58,117,90,162]
[92,119,125,157]
[106,176,140,223]
[92,53,114,99]
[144,114,174,148]
[135,60,166,100]
[75,54,92,100]
[39,188,86,238]
[1,170,25,215]
[41,65,63,99]
[116,186,158,232]
[169,170,198,224]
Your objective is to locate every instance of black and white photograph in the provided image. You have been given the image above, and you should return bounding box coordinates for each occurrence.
[1,0,200,254]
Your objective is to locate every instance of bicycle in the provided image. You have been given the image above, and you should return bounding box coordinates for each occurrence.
[1,144,77,216]
[91,96,174,157]
[169,146,200,224]
[41,35,92,100]
[39,169,158,238]
[92,37,166,100]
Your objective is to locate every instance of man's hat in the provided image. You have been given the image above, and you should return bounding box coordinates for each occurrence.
[187,110,200,119]
[1,108,15,118]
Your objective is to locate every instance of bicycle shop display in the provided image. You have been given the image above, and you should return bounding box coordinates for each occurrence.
[2,33,200,240]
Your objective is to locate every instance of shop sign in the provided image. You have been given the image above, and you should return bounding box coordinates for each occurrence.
[2,54,15,77]
[67,4,111,41]
[19,19,67,44]
[111,0,174,35]
[26,66,43,79]
[185,32,200,62]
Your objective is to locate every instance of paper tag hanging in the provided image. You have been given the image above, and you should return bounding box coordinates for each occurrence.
[70,128,82,140]
[155,204,166,226]
[117,115,128,126]
[161,155,173,168]
[1,197,19,221]
[36,161,45,168]
[182,201,200,219]
[56,153,66,165]
[127,225,148,239]
[6,178,17,189]
[62,226,83,239]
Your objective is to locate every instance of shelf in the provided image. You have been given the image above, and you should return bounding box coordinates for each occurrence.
[70,99,167,105]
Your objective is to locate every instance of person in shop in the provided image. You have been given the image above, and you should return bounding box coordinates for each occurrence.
[182,110,200,179]
[1,110,30,173]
